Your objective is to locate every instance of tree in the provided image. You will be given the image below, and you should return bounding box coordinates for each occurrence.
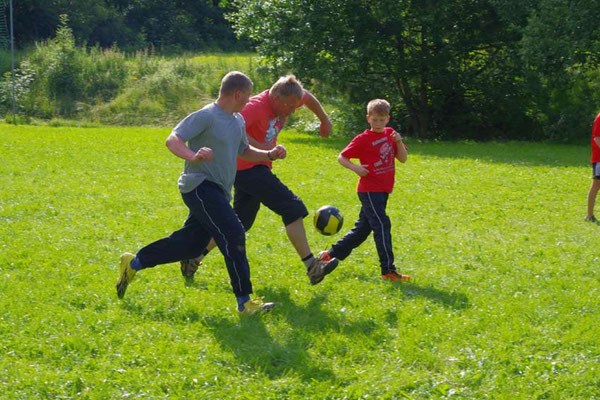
[10,0,245,51]
[519,0,600,141]
[231,0,535,139]
[11,0,132,47]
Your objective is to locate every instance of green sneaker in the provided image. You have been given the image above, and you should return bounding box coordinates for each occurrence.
[239,297,276,315]
[116,253,137,299]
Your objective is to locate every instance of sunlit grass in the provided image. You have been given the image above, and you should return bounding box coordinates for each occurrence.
[1,123,599,398]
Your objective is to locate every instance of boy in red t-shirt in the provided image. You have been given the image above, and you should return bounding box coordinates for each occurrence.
[586,113,600,222]
[319,99,410,281]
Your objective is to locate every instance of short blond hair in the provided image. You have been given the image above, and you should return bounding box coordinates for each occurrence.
[220,71,253,95]
[270,75,304,99]
[367,99,390,116]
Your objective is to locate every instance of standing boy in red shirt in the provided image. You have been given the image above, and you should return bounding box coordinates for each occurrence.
[319,99,410,281]
[586,113,600,222]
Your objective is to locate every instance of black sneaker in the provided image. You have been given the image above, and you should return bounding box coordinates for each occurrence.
[307,256,339,285]
[585,216,598,223]
[180,257,202,282]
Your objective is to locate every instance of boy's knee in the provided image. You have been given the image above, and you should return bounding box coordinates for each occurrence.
[282,202,308,226]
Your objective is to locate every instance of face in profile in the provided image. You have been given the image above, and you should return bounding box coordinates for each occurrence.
[233,88,252,112]
[273,95,301,118]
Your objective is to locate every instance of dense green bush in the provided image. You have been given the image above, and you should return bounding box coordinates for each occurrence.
[0,16,128,119]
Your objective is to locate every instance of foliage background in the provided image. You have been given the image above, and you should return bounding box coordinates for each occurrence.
[2,1,600,141]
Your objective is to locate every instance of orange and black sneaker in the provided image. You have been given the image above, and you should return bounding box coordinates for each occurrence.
[318,250,332,262]
[307,253,339,285]
[382,271,410,282]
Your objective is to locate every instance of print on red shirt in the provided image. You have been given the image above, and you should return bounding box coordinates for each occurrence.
[340,127,402,193]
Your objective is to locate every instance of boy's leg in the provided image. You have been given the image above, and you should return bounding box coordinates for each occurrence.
[233,168,264,232]
[178,168,262,281]
[587,174,600,219]
[136,213,211,269]
[285,218,312,258]
[117,197,212,298]
[181,168,260,281]
[181,181,253,298]
[236,165,339,283]
[328,206,372,261]
[234,165,309,255]
[178,213,214,280]
[180,181,273,313]
[358,192,395,274]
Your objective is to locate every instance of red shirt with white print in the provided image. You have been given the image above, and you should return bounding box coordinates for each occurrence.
[340,127,406,193]
[237,89,307,171]
[592,113,600,163]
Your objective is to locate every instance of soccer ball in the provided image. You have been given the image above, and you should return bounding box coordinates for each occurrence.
[313,205,344,236]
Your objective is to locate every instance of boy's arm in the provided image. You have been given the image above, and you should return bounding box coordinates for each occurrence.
[594,136,600,147]
[391,130,408,163]
[166,132,213,163]
[303,90,332,137]
[338,154,369,177]
[247,135,273,150]
[239,144,287,162]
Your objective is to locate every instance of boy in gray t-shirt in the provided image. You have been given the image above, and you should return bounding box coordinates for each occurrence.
[115,71,286,315]
[174,101,248,198]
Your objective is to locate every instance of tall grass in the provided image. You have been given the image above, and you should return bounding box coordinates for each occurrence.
[0,19,274,127]
[93,53,273,127]
[1,123,599,398]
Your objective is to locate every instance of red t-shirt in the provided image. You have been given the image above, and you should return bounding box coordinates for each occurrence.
[592,113,600,163]
[237,89,307,171]
[340,127,406,193]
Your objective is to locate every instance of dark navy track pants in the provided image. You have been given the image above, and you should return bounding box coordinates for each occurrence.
[330,192,396,273]
[136,180,252,297]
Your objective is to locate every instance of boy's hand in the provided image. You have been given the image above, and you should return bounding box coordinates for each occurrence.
[319,118,333,137]
[268,145,287,160]
[191,147,213,163]
[355,164,369,177]
[391,130,402,142]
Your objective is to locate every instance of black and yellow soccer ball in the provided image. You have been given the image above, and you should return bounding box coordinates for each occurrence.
[313,205,344,236]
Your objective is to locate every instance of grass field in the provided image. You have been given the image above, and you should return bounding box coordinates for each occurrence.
[1,123,599,399]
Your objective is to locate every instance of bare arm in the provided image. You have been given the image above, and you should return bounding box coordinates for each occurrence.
[247,134,274,150]
[303,90,332,137]
[338,154,369,177]
[594,136,600,147]
[165,132,213,163]
[239,144,287,162]
[390,130,408,163]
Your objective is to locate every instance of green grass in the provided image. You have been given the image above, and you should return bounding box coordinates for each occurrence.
[1,123,599,398]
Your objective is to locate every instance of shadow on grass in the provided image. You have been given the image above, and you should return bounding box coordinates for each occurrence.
[200,287,379,382]
[345,271,469,310]
[284,133,348,151]
[408,140,586,168]
[286,134,587,168]
[389,282,470,310]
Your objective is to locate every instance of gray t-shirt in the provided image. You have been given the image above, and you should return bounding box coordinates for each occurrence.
[173,102,249,198]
